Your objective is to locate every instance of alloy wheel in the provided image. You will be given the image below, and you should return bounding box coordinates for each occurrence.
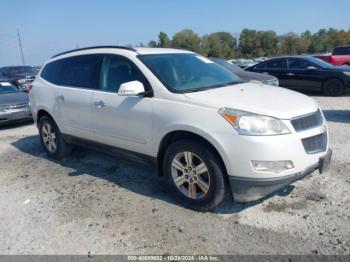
[171,151,211,199]
[41,122,57,153]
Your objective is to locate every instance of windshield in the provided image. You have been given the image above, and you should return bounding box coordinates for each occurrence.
[305,56,335,69]
[138,53,242,93]
[210,58,244,73]
[0,83,19,94]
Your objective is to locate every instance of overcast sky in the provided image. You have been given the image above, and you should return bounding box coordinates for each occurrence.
[1,0,349,66]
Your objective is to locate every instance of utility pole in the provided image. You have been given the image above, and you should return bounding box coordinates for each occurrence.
[17,29,25,65]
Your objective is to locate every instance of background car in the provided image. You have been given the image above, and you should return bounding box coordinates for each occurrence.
[0,66,38,92]
[0,82,32,125]
[246,56,350,96]
[210,57,279,86]
[229,59,257,69]
[314,45,350,66]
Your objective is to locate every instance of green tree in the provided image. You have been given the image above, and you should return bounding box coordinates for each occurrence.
[158,31,171,47]
[172,29,202,53]
[279,33,302,55]
[239,29,279,57]
[148,40,157,47]
[202,32,237,58]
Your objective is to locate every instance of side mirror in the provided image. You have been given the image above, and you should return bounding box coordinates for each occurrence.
[306,66,317,71]
[118,81,145,96]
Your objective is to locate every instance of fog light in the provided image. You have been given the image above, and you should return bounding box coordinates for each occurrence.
[251,160,294,174]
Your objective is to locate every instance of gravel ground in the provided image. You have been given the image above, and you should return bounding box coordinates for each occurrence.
[0,95,349,255]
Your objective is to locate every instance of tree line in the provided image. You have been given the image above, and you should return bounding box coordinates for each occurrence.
[145,28,350,59]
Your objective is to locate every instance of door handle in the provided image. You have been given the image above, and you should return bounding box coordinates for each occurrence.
[57,95,64,102]
[93,100,106,108]
[286,72,295,76]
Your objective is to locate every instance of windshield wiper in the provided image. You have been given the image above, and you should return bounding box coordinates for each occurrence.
[184,81,241,93]
[185,86,218,93]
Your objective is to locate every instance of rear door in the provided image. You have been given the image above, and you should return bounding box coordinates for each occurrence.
[52,54,101,140]
[286,58,323,91]
[91,54,154,155]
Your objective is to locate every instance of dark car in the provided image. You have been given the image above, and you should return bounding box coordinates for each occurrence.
[246,56,350,96]
[210,58,279,86]
[0,66,38,92]
[0,82,32,125]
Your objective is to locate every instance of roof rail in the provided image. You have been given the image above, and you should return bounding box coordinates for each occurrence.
[51,45,137,58]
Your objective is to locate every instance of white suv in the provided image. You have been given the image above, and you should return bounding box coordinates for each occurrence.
[30,46,332,211]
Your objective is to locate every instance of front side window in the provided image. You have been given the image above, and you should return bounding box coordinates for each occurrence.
[138,53,242,93]
[99,55,149,93]
[265,59,287,69]
[288,58,313,70]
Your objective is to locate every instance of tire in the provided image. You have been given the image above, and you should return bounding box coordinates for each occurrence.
[38,116,71,160]
[163,139,226,211]
[322,78,345,96]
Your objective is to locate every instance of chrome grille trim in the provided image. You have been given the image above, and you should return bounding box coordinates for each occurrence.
[3,103,28,110]
[291,110,324,132]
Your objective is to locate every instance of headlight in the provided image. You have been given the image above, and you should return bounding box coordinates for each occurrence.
[218,108,291,136]
[266,79,279,86]
[343,71,350,77]
[249,80,263,85]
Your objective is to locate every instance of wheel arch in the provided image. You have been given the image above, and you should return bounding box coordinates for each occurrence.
[36,109,54,127]
[156,130,228,178]
[322,76,345,86]
[322,77,346,95]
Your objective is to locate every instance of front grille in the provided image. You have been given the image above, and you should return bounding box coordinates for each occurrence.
[3,103,28,110]
[291,110,324,132]
[302,132,327,154]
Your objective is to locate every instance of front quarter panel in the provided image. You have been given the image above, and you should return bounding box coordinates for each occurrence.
[152,97,236,173]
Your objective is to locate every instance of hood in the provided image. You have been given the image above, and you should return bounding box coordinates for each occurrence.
[0,92,29,107]
[183,83,318,119]
[328,65,350,72]
[235,70,276,83]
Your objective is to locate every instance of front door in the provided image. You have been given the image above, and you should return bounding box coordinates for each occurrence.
[285,58,323,91]
[91,54,153,155]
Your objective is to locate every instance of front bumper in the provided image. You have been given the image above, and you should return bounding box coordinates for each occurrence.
[229,149,332,202]
[0,109,33,125]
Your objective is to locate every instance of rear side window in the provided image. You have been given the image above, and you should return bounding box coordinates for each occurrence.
[333,46,350,55]
[265,59,287,69]
[41,55,101,89]
[41,60,65,85]
[60,55,100,88]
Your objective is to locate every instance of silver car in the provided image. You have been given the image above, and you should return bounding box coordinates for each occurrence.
[0,82,32,125]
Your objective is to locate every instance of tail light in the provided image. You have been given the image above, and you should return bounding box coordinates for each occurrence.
[27,84,33,92]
